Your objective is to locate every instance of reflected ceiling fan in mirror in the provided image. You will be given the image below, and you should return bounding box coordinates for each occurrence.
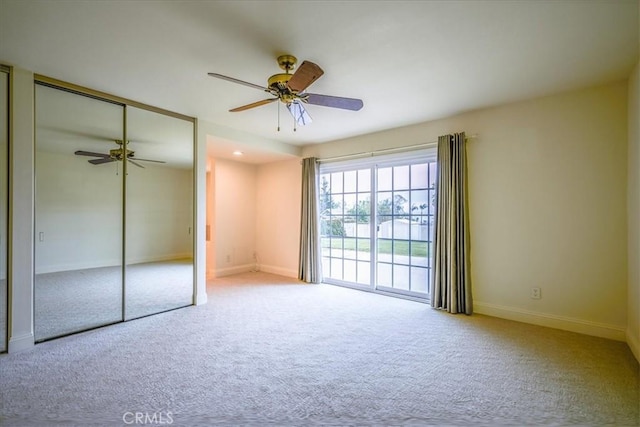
[74,139,166,169]
[208,55,363,130]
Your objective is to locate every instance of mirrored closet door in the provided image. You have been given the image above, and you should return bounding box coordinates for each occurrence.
[125,106,193,320]
[35,84,124,341]
[0,67,9,352]
[34,82,195,341]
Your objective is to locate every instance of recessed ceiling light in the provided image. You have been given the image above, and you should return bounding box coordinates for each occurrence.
[232,151,243,156]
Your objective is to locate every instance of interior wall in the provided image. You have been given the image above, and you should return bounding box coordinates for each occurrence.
[255,158,301,278]
[35,151,193,273]
[628,58,640,361]
[9,67,35,352]
[213,158,257,276]
[303,81,629,341]
[206,161,216,279]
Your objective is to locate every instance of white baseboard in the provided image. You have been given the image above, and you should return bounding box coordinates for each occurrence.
[8,332,34,353]
[195,291,208,306]
[35,254,193,274]
[626,328,640,364]
[213,264,255,277]
[257,264,298,279]
[474,301,626,342]
[36,259,121,274]
[126,253,193,265]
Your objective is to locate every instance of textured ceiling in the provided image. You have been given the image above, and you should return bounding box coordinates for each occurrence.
[1,0,638,162]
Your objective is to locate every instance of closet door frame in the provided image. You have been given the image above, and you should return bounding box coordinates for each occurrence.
[33,75,196,340]
[0,65,10,352]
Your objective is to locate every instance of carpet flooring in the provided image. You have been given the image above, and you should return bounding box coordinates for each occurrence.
[1,271,638,426]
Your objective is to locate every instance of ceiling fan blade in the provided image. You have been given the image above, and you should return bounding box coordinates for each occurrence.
[75,150,110,158]
[208,73,269,91]
[304,93,363,111]
[287,61,324,93]
[286,101,313,126]
[128,159,145,169]
[131,158,166,164]
[88,157,115,165]
[230,98,278,112]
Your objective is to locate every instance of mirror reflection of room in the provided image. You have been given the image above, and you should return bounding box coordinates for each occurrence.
[34,84,194,341]
[125,106,193,320]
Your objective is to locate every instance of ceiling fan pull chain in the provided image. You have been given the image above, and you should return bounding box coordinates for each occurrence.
[277,101,280,132]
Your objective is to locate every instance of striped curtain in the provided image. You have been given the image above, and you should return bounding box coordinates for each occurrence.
[298,157,321,283]
[431,133,473,314]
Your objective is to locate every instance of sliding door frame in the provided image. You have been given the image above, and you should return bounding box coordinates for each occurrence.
[319,149,437,302]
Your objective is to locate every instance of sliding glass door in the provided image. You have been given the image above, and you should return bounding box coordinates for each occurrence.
[320,153,436,299]
[34,82,195,341]
[320,169,372,286]
[375,163,436,296]
[35,84,124,340]
[0,67,8,351]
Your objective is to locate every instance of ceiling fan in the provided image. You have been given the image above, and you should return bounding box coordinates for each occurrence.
[74,139,166,168]
[208,55,363,129]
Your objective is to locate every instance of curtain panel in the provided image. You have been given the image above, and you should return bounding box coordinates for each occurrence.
[298,157,321,283]
[431,133,472,314]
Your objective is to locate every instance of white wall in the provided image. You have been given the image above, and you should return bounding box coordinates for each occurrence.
[213,158,257,276]
[9,67,35,352]
[255,158,301,278]
[304,81,629,341]
[35,152,192,273]
[628,58,640,361]
[206,163,216,278]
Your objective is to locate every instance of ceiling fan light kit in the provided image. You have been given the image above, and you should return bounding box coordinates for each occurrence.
[208,54,363,131]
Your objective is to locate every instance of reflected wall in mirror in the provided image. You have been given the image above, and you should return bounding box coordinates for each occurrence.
[34,84,124,341]
[125,106,194,320]
[0,69,8,352]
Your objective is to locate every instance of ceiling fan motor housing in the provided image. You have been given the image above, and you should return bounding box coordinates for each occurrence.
[109,147,134,160]
[268,73,297,103]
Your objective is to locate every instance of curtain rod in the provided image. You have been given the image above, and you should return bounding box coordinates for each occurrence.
[317,134,477,164]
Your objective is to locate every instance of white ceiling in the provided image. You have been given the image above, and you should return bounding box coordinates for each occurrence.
[1,0,638,163]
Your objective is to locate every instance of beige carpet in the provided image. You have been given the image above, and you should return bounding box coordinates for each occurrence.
[1,271,638,426]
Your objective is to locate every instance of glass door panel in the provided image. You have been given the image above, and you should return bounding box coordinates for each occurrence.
[124,106,193,320]
[0,69,8,351]
[375,163,434,298]
[320,169,372,288]
[35,84,124,341]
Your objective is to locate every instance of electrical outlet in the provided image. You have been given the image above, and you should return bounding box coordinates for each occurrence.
[226,254,231,263]
[530,287,541,299]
